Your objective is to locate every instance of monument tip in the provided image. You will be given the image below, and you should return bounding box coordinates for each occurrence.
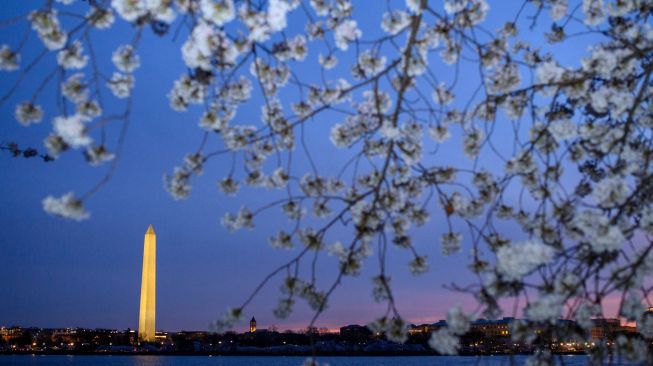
[146,224,155,235]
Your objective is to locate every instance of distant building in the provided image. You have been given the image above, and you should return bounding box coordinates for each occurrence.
[0,327,25,342]
[471,317,515,338]
[618,325,638,335]
[408,320,446,335]
[408,317,516,338]
[339,324,372,342]
[249,317,257,333]
[590,318,620,342]
[408,324,431,335]
[154,331,168,343]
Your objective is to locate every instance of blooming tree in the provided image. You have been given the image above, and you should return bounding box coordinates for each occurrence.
[2,0,653,363]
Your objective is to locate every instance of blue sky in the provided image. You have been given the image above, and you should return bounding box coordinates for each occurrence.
[0,0,612,332]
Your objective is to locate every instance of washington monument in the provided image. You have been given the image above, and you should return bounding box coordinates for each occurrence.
[138,224,156,342]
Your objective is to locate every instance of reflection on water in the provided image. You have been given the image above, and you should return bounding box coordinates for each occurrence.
[0,355,604,366]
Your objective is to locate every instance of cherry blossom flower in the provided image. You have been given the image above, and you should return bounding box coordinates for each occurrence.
[42,192,90,221]
[496,239,554,281]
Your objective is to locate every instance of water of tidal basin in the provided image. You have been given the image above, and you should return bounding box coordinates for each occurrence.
[0,355,610,366]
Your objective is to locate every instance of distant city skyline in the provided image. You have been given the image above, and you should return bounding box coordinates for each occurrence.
[4,307,651,335]
[6,312,648,356]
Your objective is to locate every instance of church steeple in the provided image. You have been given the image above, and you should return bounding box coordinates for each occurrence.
[249,317,257,332]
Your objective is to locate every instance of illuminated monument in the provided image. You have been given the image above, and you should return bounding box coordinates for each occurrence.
[138,224,156,342]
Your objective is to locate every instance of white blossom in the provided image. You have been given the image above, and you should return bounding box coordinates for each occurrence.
[409,255,429,275]
[356,50,386,77]
[319,54,337,69]
[570,210,625,253]
[440,232,462,255]
[268,167,289,189]
[221,206,254,231]
[15,102,43,126]
[405,0,422,13]
[76,100,102,120]
[592,176,630,207]
[429,125,451,143]
[575,302,601,329]
[170,75,208,111]
[432,83,454,105]
[269,231,293,249]
[200,0,235,26]
[487,63,521,93]
[147,0,177,23]
[0,45,20,71]
[87,7,115,29]
[548,119,577,142]
[428,328,459,355]
[267,0,290,32]
[61,73,88,103]
[334,20,361,51]
[85,145,115,166]
[273,298,294,319]
[42,192,90,221]
[608,0,636,16]
[446,306,472,335]
[29,10,67,50]
[218,177,239,195]
[181,21,215,70]
[381,11,411,35]
[44,134,67,157]
[57,40,88,69]
[550,0,568,21]
[111,0,175,23]
[444,0,468,14]
[536,60,565,85]
[53,115,92,148]
[620,292,644,321]
[616,335,649,362]
[640,205,653,234]
[496,239,554,281]
[164,167,191,200]
[385,317,408,343]
[112,44,140,73]
[107,72,134,98]
[582,0,605,26]
[463,127,484,159]
[112,0,147,22]
[310,0,329,16]
[210,307,243,333]
[639,314,653,338]
[525,293,564,323]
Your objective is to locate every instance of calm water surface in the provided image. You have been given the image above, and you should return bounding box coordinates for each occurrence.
[0,355,603,366]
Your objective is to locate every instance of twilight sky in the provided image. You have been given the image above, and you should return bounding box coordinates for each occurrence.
[0,0,619,332]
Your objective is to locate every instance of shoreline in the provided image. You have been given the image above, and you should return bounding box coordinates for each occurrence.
[0,350,588,357]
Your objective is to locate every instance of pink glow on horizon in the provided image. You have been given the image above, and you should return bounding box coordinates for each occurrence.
[250,292,635,332]
[235,291,631,333]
